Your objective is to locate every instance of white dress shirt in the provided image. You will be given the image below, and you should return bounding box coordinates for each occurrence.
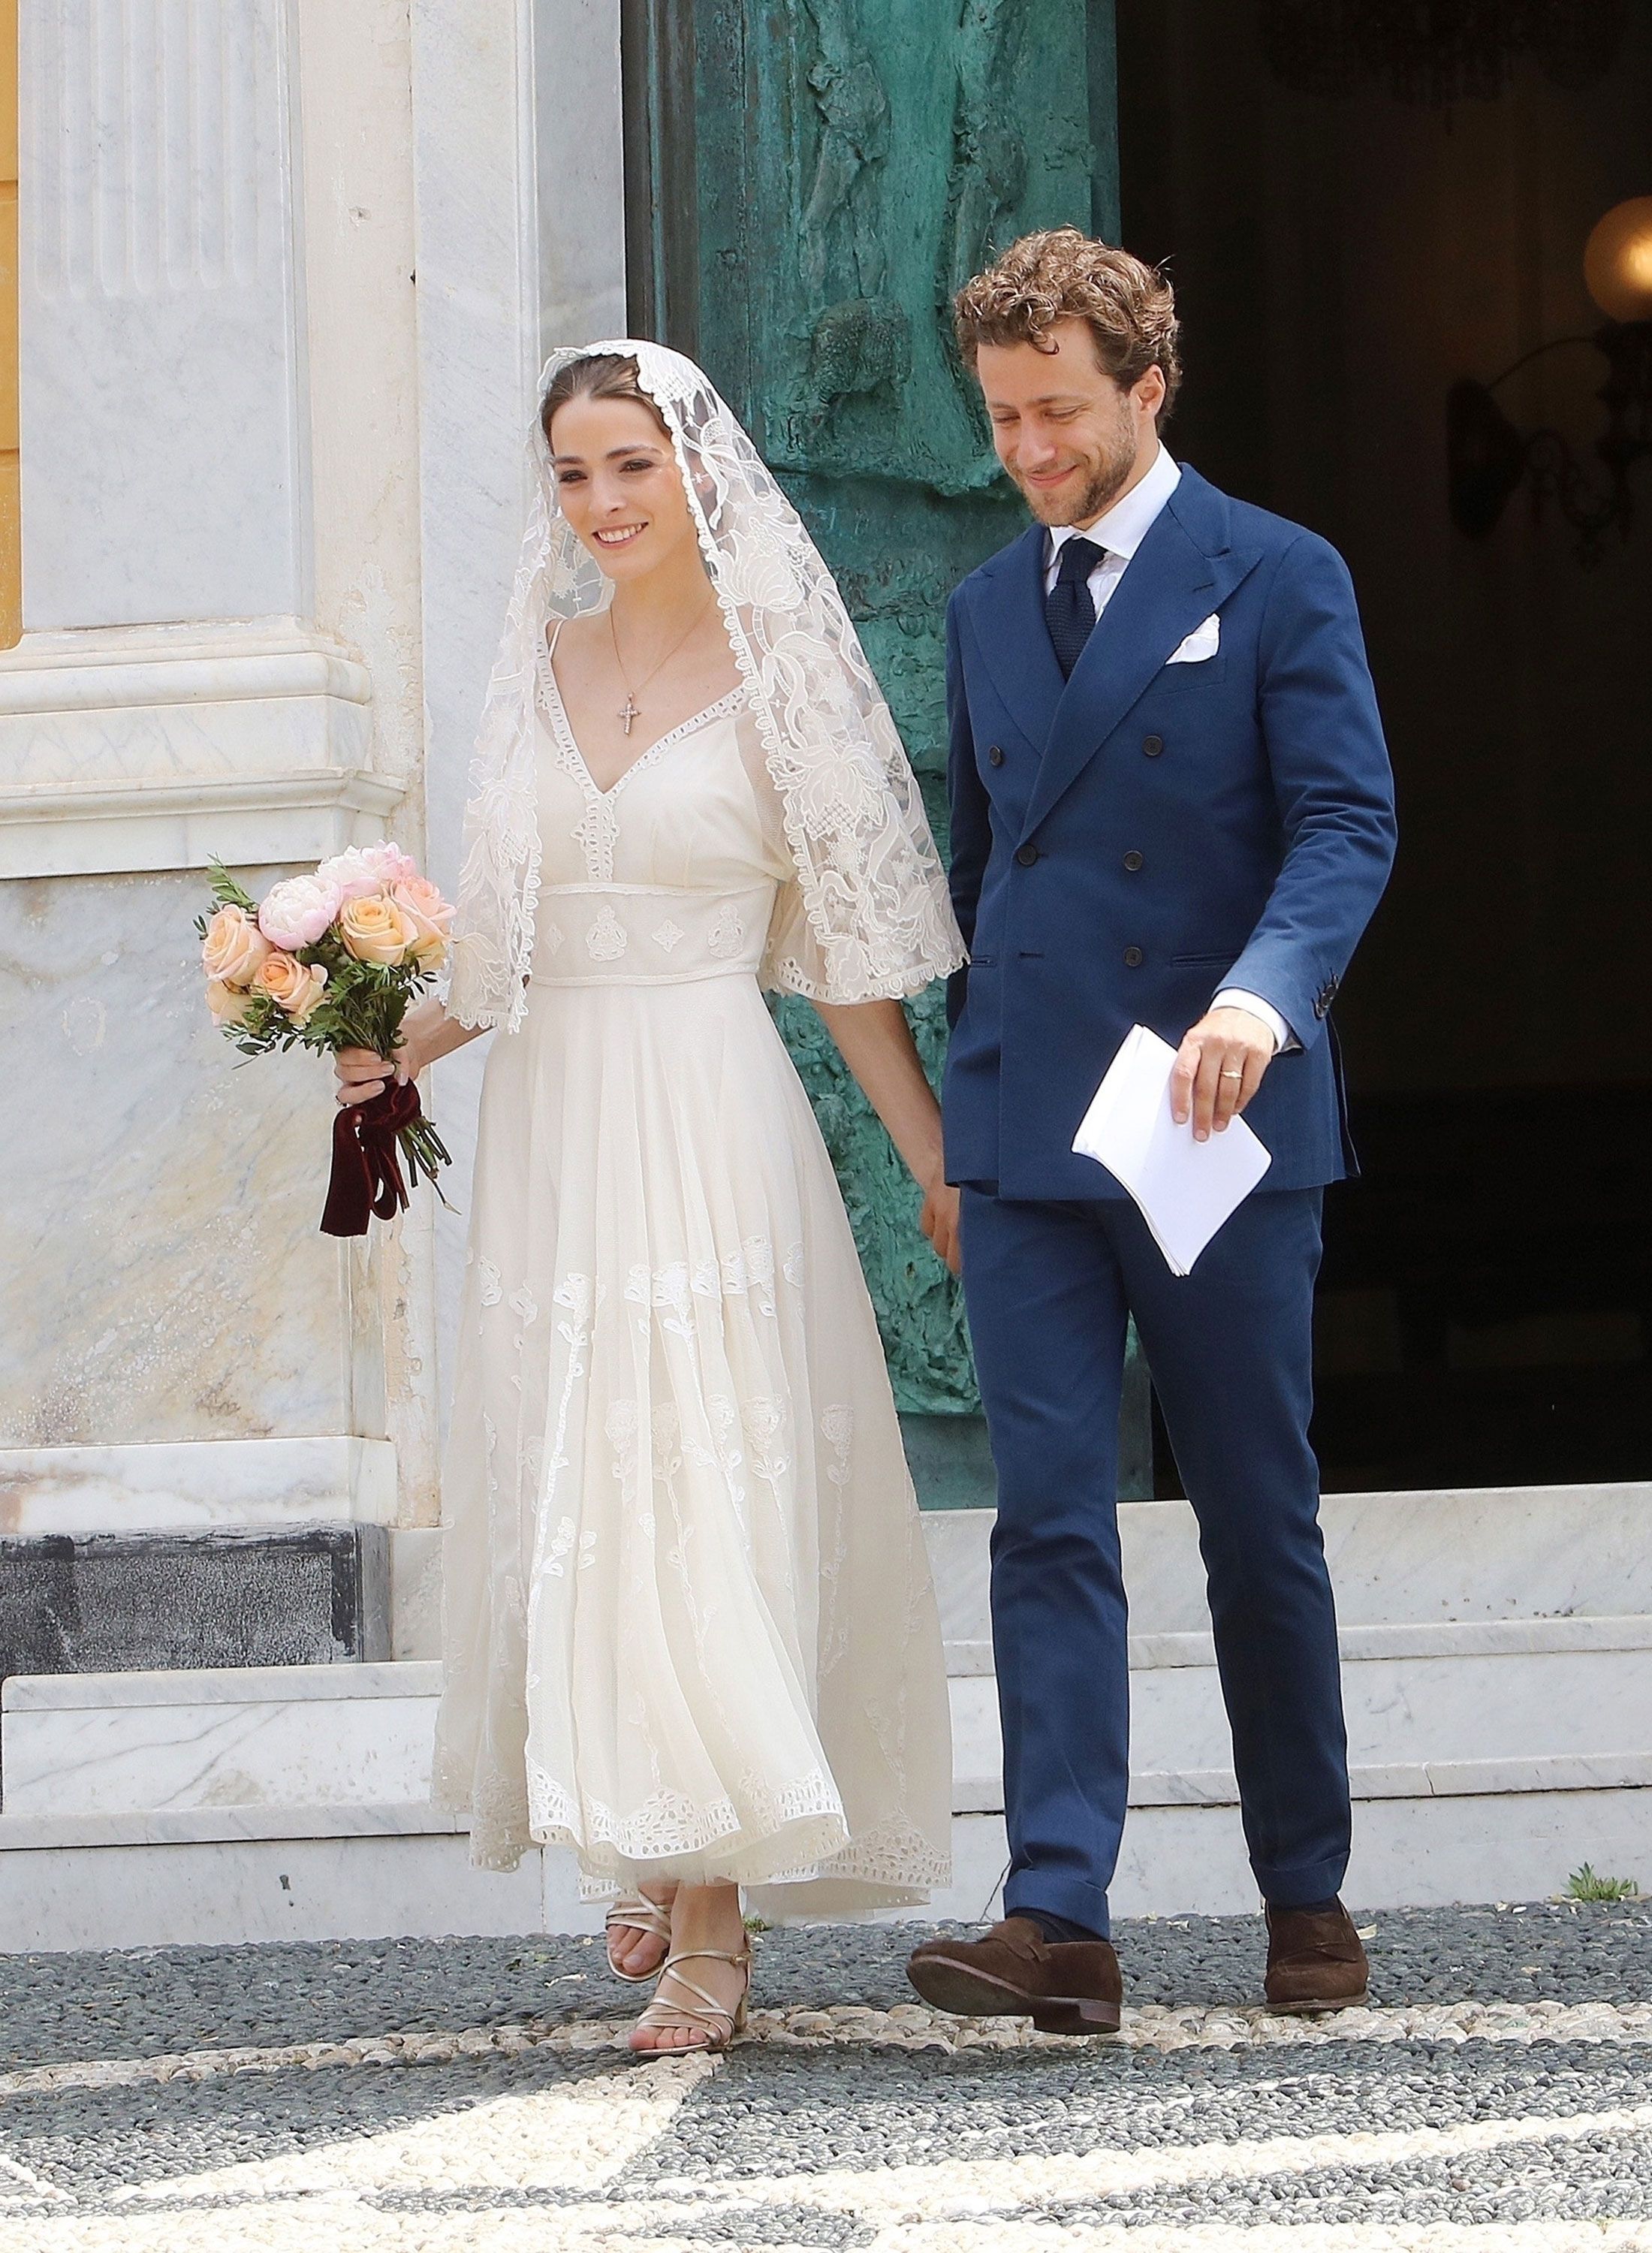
[1045,445,1295,1055]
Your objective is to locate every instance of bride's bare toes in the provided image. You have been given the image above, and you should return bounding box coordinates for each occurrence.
[629,2016,692,2054]
[599,1874,676,1983]
[606,1884,678,1980]
[613,1924,665,1978]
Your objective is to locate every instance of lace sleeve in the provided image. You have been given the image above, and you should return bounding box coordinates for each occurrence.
[677,384,962,1005]
[737,718,941,1003]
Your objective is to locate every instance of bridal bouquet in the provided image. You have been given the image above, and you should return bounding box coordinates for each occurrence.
[198,842,453,1236]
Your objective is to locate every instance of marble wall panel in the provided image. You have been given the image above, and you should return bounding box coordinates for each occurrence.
[0,867,371,1446]
[20,0,309,628]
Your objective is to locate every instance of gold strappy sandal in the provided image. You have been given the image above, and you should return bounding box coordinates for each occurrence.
[604,1891,676,1983]
[631,1945,752,2053]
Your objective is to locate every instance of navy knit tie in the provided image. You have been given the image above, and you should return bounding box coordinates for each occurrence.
[1045,535,1104,680]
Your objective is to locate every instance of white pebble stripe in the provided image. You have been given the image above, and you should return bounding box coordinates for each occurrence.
[3,1996,1650,2104]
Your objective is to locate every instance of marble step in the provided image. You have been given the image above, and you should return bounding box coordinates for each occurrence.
[2,1793,1647,1947]
[3,1647,1650,1943]
[942,1787,1652,1928]
[948,1620,1652,1814]
[926,1485,1652,1648]
[8,1621,1652,1826]
[2,1661,440,1820]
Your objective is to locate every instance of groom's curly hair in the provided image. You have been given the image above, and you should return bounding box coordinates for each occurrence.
[954,229,1182,424]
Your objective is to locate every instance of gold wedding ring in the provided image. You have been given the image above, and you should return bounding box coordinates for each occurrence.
[1219,1068,1244,1079]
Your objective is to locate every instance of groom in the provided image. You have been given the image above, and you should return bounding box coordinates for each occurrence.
[906,231,1397,2031]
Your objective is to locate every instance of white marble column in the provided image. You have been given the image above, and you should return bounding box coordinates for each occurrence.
[0,0,626,1645]
[409,0,625,1636]
[0,0,431,1573]
[3,0,409,881]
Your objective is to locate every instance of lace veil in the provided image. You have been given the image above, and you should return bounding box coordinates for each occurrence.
[447,339,964,1030]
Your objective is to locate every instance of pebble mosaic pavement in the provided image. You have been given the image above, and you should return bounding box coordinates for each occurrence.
[1,1902,1650,2249]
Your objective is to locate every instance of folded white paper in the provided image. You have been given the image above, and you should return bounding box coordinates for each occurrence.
[1072,1024,1272,1274]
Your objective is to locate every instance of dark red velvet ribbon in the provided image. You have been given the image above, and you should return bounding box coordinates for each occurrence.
[321,1079,423,1238]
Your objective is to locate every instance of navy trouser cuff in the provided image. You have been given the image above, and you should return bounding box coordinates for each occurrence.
[1255,1853,1351,1911]
[1003,1874,1111,1941]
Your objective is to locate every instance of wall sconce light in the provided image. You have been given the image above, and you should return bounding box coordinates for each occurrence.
[1448,197,1652,560]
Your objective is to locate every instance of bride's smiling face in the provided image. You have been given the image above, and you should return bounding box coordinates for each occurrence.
[549,396,698,581]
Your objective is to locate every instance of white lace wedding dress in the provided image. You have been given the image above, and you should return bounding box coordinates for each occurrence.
[433,641,954,1915]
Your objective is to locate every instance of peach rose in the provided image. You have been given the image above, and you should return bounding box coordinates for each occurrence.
[390,875,454,970]
[206,978,256,1027]
[254,950,330,1026]
[200,904,271,988]
[318,841,419,903]
[258,871,343,952]
[337,892,418,966]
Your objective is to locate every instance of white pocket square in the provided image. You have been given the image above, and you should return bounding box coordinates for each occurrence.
[1167,614,1220,664]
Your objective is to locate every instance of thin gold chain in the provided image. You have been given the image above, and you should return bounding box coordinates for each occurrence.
[609,596,716,733]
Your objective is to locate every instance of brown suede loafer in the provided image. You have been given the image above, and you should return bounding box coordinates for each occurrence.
[1265,1900,1369,2013]
[906,1916,1122,2035]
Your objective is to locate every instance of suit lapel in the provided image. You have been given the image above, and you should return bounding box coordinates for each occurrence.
[1018,475,1259,842]
[963,526,1066,756]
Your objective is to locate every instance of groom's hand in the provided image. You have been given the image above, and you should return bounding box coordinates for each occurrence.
[1171,1007,1276,1142]
[920,1178,963,1276]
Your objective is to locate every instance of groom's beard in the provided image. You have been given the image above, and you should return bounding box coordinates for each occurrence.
[1013,426,1139,529]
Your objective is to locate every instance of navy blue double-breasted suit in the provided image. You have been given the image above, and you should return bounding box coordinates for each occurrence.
[944,460,1396,1932]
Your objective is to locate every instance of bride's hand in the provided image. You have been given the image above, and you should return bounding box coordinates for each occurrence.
[919,1174,962,1276]
[333,1042,405,1107]
[333,998,445,1106]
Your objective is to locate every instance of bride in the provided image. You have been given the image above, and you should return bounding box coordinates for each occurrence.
[336,341,962,2052]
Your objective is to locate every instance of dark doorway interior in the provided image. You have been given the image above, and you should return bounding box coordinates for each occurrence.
[1118,2,1652,1493]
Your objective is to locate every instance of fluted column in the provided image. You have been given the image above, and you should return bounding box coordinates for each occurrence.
[23,0,309,629]
[0,0,427,1594]
[2,0,413,882]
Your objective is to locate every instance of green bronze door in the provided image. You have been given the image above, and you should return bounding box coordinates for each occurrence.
[622,0,1150,1502]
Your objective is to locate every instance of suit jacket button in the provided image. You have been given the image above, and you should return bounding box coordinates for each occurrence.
[1014,843,1039,867]
[987,744,1005,767]
[1123,946,1144,967]
[1143,734,1164,756]
[1123,849,1144,872]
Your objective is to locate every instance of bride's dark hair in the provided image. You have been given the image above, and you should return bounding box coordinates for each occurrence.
[539,353,671,445]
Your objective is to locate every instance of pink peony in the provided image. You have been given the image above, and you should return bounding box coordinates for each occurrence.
[258,873,343,952]
[390,876,455,970]
[317,841,419,903]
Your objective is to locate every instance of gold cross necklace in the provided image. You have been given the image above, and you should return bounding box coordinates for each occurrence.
[609,596,716,736]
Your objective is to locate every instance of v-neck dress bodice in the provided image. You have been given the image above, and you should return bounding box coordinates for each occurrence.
[432,652,952,1914]
[529,644,787,986]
